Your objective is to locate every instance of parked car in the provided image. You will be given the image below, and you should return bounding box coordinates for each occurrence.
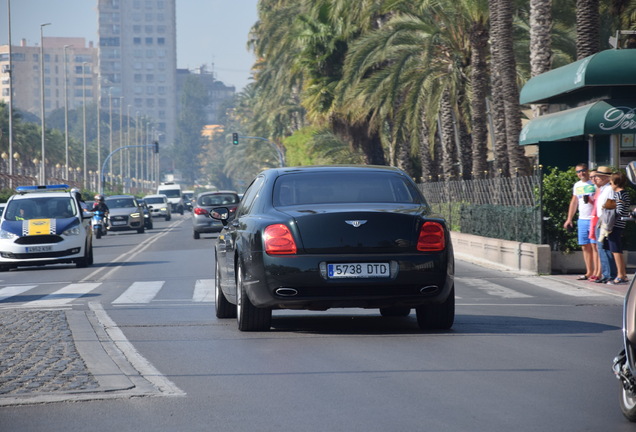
[0,184,93,270]
[143,194,171,221]
[137,198,154,230]
[105,195,145,234]
[212,166,454,331]
[192,191,240,239]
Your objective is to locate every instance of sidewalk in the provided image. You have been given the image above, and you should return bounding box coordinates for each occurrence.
[546,273,630,298]
[0,305,163,406]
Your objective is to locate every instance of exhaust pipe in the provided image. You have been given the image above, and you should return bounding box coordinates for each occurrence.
[276,288,298,297]
[420,285,439,295]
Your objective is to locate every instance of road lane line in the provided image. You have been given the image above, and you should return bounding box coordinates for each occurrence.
[89,302,185,396]
[20,283,101,308]
[193,279,215,302]
[113,281,164,304]
[456,277,532,298]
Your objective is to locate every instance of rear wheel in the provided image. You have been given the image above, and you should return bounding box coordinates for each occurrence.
[236,263,271,331]
[416,285,455,330]
[380,307,411,317]
[95,229,102,239]
[215,260,236,318]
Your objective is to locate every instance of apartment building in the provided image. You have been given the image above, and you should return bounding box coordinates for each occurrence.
[98,0,177,147]
[0,37,97,117]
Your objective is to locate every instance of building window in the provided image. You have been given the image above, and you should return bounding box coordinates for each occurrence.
[134,37,142,45]
[146,86,155,95]
[145,25,153,33]
[157,37,165,45]
[146,99,155,108]
[146,49,155,58]
[157,25,166,34]
[146,74,154,82]
[135,98,143,107]
[145,37,153,45]
[100,37,120,47]
[133,25,142,33]
[134,74,142,82]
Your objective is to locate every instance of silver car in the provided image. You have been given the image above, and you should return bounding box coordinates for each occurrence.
[192,191,240,239]
[105,195,145,234]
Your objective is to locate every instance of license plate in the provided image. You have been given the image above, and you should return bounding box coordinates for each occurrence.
[112,221,126,226]
[26,246,52,253]
[327,263,390,279]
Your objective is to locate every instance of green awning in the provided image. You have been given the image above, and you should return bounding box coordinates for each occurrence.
[519,100,636,145]
[520,50,636,104]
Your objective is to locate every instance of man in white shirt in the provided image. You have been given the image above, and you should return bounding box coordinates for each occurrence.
[564,163,595,280]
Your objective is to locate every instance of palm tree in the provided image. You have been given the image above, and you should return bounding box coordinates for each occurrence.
[488,0,530,176]
[576,0,600,58]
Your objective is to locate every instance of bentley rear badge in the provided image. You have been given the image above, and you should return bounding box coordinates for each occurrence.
[345,220,367,228]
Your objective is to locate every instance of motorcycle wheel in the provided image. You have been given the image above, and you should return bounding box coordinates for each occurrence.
[96,228,102,239]
[619,384,636,421]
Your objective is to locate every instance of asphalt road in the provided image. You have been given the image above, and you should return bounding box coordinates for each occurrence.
[0,215,632,431]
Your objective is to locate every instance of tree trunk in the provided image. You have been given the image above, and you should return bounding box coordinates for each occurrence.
[489,0,529,176]
[576,0,600,59]
[469,21,490,178]
[439,89,458,180]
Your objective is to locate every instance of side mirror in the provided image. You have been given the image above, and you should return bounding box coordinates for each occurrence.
[210,207,229,221]
[627,161,636,186]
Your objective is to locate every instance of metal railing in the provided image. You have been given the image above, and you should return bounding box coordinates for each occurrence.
[418,172,543,244]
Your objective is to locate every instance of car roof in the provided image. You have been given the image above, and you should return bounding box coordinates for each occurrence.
[105,195,136,199]
[197,190,238,196]
[265,165,406,176]
[143,194,168,198]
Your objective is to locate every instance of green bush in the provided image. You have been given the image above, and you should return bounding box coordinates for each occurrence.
[541,166,583,252]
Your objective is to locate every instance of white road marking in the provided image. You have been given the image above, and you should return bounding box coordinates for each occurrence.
[193,279,215,302]
[112,281,164,304]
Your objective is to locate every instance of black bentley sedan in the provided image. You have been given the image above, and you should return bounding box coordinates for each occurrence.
[213,165,454,331]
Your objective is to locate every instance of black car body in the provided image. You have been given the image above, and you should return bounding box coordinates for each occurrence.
[213,166,454,331]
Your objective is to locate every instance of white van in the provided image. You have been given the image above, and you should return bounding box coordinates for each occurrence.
[157,182,184,215]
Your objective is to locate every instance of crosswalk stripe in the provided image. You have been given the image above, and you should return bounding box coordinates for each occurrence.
[112,281,165,304]
[193,279,215,302]
[515,277,604,297]
[21,283,102,308]
[456,277,532,298]
[0,285,38,302]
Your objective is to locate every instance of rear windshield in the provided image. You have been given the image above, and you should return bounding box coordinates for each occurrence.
[272,172,424,206]
[198,194,239,206]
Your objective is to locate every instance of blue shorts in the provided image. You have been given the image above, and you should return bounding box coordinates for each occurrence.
[577,219,592,245]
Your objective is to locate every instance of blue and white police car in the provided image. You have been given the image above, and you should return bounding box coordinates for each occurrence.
[0,184,93,271]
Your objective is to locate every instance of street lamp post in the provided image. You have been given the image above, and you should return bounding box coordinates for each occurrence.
[82,62,88,189]
[6,0,14,188]
[63,44,72,181]
[119,96,124,183]
[39,22,51,184]
[108,89,113,177]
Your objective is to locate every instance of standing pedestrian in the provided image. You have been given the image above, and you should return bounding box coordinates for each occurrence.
[606,171,631,285]
[588,170,601,281]
[594,166,617,283]
[564,163,596,280]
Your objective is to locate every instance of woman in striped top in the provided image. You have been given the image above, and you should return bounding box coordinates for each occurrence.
[607,171,631,285]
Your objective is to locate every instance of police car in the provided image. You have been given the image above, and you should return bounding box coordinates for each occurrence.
[0,184,93,271]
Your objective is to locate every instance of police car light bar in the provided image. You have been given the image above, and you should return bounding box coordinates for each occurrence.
[16,184,70,194]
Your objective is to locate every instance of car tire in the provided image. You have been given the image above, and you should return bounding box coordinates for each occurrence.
[415,285,455,330]
[215,259,236,318]
[95,229,102,239]
[379,307,411,317]
[619,382,636,421]
[76,242,92,268]
[179,206,184,215]
[236,263,271,331]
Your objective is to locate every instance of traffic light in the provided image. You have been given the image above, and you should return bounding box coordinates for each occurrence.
[153,141,159,153]
[232,133,239,145]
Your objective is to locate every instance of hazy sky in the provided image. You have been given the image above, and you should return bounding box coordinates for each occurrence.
[0,0,259,91]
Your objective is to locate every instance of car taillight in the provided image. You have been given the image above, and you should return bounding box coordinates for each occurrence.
[417,221,445,251]
[194,207,209,215]
[264,224,297,255]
